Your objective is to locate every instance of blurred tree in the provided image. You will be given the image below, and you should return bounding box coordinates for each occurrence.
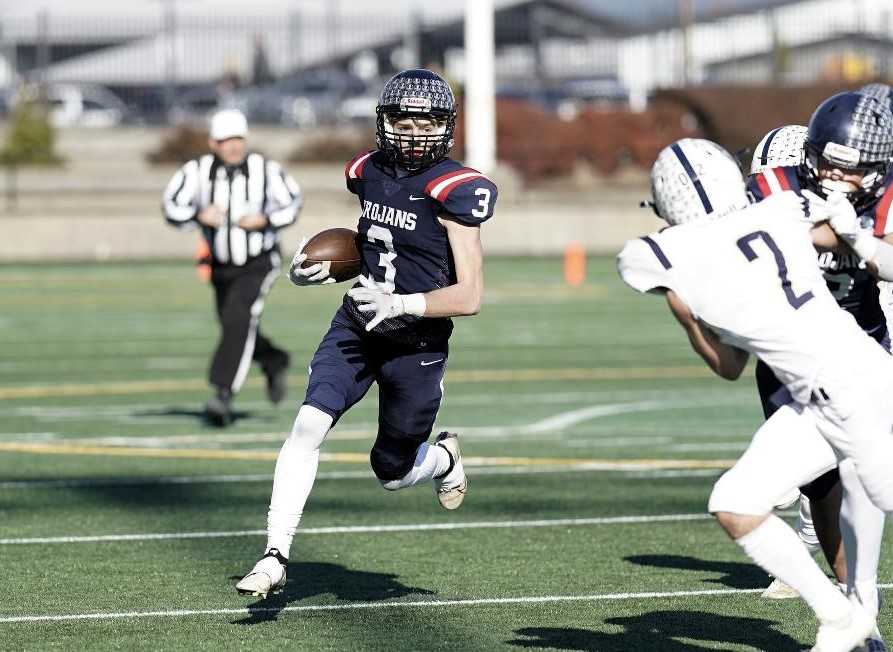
[252,34,275,86]
[0,99,62,166]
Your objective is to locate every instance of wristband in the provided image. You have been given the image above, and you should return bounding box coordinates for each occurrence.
[402,293,427,317]
[844,229,879,262]
[870,239,893,281]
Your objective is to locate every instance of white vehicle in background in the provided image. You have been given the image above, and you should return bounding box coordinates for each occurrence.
[24,84,129,127]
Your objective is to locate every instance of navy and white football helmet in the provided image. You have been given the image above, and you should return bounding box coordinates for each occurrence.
[750,125,807,175]
[649,138,749,226]
[859,82,893,111]
[375,68,457,171]
[804,91,893,207]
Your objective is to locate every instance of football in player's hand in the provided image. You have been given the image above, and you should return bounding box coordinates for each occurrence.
[302,228,361,282]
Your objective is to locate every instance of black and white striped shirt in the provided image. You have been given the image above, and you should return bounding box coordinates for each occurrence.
[162,152,302,265]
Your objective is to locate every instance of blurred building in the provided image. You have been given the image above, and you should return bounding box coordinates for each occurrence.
[0,0,890,121]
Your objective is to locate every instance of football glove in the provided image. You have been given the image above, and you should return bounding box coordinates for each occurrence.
[823,191,879,261]
[347,275,426,332]
[288,237,336,286]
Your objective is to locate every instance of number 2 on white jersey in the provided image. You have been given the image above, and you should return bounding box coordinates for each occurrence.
[366,224,397,292]
[737,230,814,309]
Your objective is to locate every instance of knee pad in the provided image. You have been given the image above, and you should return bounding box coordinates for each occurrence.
[708,470,772,516]
[370,446,415,485]
[369,426,423,484]
[708,471,738,514]
[287,405,333,453]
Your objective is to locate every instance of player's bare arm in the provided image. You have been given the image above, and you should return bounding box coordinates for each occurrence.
[665,289,749,380]
[422,217,483,317]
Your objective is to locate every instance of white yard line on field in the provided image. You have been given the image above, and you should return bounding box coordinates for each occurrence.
[0,513,717,545]
[5,585,890,625]
[0,464,722,491]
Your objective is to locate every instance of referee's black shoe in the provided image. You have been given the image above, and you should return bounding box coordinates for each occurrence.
[205,389,233,427]
[265,368,288,404]
[264,356,290,405]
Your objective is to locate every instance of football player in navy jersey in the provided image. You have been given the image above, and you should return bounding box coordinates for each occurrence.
[236,69,497,598]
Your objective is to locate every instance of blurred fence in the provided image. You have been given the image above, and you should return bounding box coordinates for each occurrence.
[0,1,890,124]
[0,2,891,224]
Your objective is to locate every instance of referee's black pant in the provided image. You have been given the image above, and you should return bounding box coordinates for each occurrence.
[209,251,289,394]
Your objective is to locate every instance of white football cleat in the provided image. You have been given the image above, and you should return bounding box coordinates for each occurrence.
[235,549,287,598]
[762,577,801,600]
[811,603,875,652]
[433,431,467,510]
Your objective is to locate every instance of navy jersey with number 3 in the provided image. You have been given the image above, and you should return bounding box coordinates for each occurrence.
[341,150,498,345]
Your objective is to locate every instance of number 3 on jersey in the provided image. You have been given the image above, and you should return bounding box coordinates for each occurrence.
[367,224,397,292]
[737,230,813,309]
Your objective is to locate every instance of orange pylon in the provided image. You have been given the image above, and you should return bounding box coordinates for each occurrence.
[563,242,586,287]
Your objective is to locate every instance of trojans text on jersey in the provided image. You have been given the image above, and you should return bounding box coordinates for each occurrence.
[361,200,418,231]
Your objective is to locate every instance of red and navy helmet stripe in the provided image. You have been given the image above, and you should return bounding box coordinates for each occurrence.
[671,143,713,214]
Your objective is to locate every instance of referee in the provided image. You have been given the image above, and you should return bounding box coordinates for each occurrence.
[163,109,302,426]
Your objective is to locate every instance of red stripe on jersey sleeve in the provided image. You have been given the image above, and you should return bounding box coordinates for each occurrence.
[434,174,484,202]
[345,151,372,180]
[424,167,478,197]
[874,186,893,236]
[755,172,772,197]
[773,168,791,191]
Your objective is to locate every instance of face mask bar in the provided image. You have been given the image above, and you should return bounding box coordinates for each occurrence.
[803,143,888,207]
[376,110,456,171]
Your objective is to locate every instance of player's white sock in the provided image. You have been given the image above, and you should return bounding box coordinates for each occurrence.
[736,515,850,623]
[795,495,821,553]
[265,405,332,558]
[839,458,884,617]
[379,442,450,490]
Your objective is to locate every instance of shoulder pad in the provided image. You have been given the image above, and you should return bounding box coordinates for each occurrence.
[747,166,801,202]
[424,167,498,225]
[345,150,375,195]
[617,236,673,294]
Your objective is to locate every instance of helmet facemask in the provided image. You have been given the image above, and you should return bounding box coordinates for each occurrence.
[803,141,888,210]
[376,110,455,171]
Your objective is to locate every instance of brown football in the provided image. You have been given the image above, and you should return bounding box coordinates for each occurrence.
[302,227,361,282]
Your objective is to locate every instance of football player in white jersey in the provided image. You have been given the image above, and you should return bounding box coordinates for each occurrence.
[749,105,893,649]
[750,126,830,597]
[620,138,893,652]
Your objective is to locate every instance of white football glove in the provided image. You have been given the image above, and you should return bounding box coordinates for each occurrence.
[288,237,336,286]
[347,275,426,332]
[822,191,878,261]
[800,189,833,224]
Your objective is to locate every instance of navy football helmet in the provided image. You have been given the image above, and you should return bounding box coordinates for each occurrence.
[804,91,893,207]
[375,68,457,171]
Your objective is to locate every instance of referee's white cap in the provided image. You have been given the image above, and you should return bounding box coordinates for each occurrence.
[210,109,248,141]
